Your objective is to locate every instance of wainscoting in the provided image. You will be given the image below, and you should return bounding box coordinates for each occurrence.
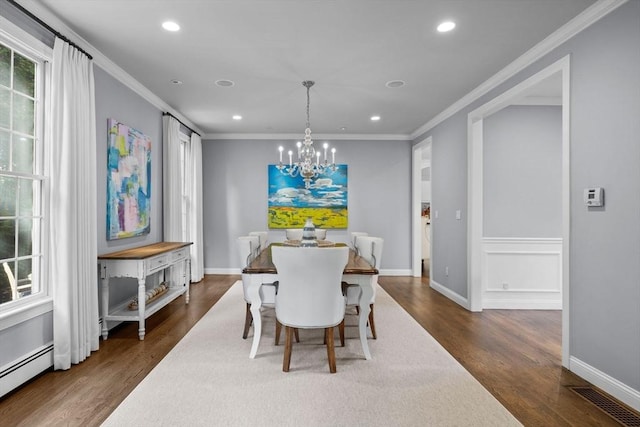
[481,238,562,309]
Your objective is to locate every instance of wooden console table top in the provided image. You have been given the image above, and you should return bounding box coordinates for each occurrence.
[98,242,192,260]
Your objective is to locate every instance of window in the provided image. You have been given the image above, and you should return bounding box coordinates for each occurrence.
[0,32,46,312]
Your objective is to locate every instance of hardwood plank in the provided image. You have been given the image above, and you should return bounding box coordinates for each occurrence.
[0,274,626,426]
[0,275,235,427]
[377,275,621,427]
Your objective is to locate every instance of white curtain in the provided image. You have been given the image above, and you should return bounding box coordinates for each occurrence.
[49,38,99,370]
[186,132,204,281]
[162,115,182,241]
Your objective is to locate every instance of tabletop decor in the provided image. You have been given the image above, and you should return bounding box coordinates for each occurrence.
[300,217,318,247]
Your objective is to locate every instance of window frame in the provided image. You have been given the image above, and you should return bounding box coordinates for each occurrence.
[0,15,52,330]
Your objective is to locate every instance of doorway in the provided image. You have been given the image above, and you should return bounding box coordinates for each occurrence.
[467,55,570,367]
[412,136,432,278]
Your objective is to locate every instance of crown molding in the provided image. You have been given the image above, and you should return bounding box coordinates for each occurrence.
[409,0,628,140]
[14,0,203,135]
[203,132,412,141]
[13,0,625,142]
[511,96,563,106]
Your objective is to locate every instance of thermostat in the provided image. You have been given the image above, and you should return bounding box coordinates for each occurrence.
[584,187,604,207]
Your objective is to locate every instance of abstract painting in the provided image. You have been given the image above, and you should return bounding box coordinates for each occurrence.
[268,164,348,228]
[106,119,151,240]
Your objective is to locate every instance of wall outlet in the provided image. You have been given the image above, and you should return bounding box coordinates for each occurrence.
[445,266,449,276]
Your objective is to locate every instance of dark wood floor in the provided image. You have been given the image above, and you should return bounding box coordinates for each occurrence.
[0,273,625,426]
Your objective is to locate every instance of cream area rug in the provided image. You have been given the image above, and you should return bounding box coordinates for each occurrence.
[102,281,522,427]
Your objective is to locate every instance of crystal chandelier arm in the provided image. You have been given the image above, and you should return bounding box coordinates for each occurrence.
[274,80,338,189]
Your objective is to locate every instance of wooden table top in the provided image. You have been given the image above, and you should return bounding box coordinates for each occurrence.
[242,243,378,275]
[98,242,192,260]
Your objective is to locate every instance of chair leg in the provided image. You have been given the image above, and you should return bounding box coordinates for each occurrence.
[368,304,376,339]
[283,326,293,372]
[242,303,253,339]
[325,327,337,373]
[338,320,345,347]
[275,319,281,345]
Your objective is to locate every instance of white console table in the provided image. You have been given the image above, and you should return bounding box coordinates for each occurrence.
[98,242,192,340]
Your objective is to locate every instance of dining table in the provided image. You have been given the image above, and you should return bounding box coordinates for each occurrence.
[242,242,379,360]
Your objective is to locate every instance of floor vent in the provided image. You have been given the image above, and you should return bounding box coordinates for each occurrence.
[570,386,640,426]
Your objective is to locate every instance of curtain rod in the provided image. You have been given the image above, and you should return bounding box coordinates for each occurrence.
[7,0,93,60]
[163,112,201,137]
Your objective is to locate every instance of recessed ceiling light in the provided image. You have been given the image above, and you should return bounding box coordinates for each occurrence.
[162,21,180,32]
[437,21,456,33]
[232,115,242,120]
[340,127,347,131]
[170,79,183,85]
[386,80,405,88]
[370,115,381,121]
[215,79,235,87]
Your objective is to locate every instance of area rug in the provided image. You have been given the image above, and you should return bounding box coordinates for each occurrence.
[102,281,521,426]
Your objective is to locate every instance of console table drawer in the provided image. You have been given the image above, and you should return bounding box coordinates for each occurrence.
[146,254,169,273]
[171,247,189,262]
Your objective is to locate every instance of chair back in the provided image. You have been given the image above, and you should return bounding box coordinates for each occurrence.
[238,235,276,305]
[248,231,268,252]
[237,235,260,267]
[272,246,349,329]
[347,236,383,306]
[355,236,384,269]
[285,229,304,241]
[350,232,368,251]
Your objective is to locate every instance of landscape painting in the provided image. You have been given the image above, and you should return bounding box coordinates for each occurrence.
[106,118,151,240]
[268,164,348,228]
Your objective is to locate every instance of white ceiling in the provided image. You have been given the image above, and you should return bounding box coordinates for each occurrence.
[17,0,596,138]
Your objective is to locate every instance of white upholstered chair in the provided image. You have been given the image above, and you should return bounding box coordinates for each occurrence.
[285,228,303,241]
[344,236,383,339]
[315,229,327,240]
[350,231,368,253]
[248,231,268,252]
[237,236,276,339]
[271,246,349,373]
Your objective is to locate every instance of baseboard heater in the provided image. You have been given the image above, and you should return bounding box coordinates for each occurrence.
[0,343,53,398]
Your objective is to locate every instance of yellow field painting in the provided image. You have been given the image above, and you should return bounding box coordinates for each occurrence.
[268,207,348,229]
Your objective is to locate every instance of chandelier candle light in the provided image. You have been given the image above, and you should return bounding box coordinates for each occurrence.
[277,81,337,189]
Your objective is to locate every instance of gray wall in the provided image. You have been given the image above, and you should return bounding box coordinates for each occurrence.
[415,1,640,392]
[94,66,165,307]
[483,105,562,237]
[95,66,164,254]
[202,138,411,272]
[428,113,468,296]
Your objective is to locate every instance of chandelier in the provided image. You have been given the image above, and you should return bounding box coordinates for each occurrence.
[276,80,337,189]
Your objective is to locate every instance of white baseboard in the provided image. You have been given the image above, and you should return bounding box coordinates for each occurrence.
[0,343,53,398]
[483,299,562,310]
[430,280,470,310]
[570,356,640,411]
[379,269,412,276]
[204,268,239,275]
